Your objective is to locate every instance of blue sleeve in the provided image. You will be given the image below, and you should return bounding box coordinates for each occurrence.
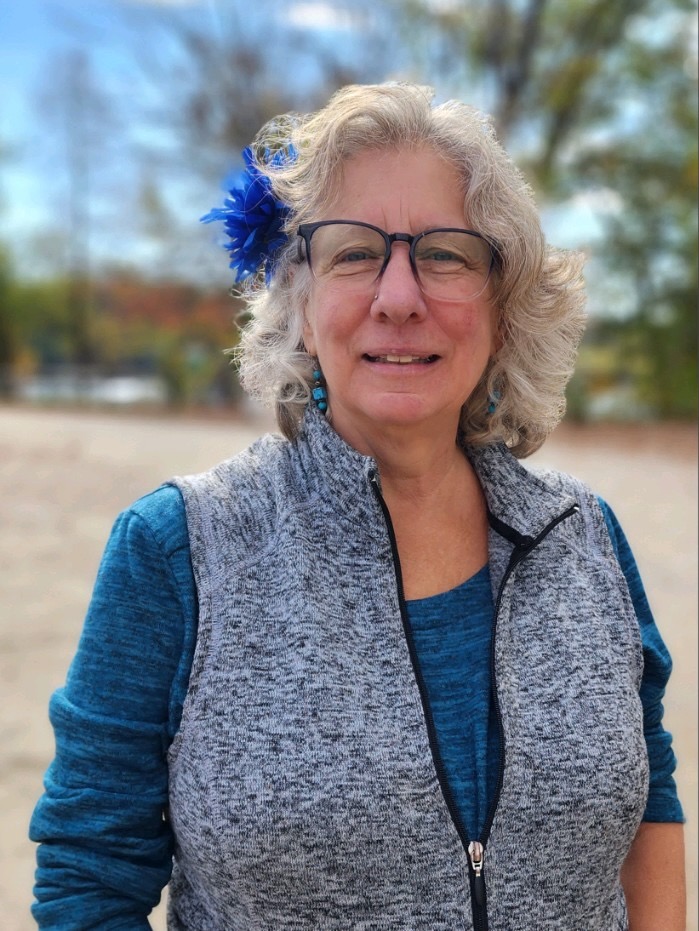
[597,497,685,824]
[29,484,196,929]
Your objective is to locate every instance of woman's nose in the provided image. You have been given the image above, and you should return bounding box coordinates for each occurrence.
[370,243,428,323]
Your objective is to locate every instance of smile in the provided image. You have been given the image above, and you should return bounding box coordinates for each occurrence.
[364,354,440,364]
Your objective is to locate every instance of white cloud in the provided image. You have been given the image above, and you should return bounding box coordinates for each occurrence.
[420,0,463,11]
[285,2,359,31]
[541,189,623,250]
[570,188,623,216]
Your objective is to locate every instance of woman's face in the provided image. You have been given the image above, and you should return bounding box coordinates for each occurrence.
[302,146,499,450]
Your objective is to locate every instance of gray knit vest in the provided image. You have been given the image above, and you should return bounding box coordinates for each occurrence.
[168,409,647,930]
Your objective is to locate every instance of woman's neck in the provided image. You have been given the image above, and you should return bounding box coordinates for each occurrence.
[341,419,488,601]
[331,413,469,504]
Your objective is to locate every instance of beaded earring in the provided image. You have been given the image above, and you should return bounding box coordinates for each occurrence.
[487,389,501,415]
[312,363,328,413]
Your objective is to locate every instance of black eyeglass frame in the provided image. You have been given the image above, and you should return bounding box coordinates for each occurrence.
[296,220,498,287]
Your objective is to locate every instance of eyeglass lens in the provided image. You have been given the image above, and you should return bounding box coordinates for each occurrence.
[306,223,492,301]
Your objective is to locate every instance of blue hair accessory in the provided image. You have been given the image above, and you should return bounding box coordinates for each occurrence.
[200,144,296,285]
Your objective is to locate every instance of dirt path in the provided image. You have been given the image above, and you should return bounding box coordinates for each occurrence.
[1,405,695,929]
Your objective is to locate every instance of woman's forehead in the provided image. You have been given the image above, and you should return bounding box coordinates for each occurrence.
[318,146,467,228]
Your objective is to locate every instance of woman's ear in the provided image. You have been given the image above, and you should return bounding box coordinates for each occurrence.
[303,316,317,356]
[491,305,505,355]
[292,263,318,354]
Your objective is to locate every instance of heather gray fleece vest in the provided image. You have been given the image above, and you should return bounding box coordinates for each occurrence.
[168,409,647,930]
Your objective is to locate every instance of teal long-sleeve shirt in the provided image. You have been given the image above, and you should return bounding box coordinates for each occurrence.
[29,484,684,929]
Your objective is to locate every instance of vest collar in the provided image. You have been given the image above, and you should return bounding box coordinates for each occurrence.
[299,407,382,532]
[299,407,579,542]
[467,442,579,544]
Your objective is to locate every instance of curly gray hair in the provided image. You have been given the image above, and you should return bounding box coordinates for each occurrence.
[233,82,586,458]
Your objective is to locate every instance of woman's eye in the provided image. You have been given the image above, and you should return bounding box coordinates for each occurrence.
[422,249,463,263]
[338,250,372,263]
[331,247,382,269]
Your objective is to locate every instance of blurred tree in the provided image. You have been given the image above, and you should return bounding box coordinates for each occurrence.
[393,0,693,180]
[576,17,698,417]
[393,0,697,416]
[0,132,19,397]
[64,51,95,368]
[4,276,74,371]
[132,3,383,160]
[90,272,241,405]
[0,249,18,397]
[34,49,118,368]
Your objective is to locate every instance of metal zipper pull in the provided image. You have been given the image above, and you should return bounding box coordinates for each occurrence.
[468,840,486,907]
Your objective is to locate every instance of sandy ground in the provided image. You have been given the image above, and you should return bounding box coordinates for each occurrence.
[1,404,696,930]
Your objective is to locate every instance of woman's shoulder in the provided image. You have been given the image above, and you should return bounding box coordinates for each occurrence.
[130,482,186,521]
[117,483,189,561]
[171,430,292,498]
[163,431,306,564]
[524,460,596,500]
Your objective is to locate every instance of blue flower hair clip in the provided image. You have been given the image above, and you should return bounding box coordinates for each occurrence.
[201,144,296,285]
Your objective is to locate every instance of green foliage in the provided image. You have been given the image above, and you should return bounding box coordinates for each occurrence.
[574,10,698,417]
[0,249,17,396]
[4,275,75,365]
[389,0,697,418]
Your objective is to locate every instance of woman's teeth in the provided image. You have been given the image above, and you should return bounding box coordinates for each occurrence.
[366,354,438,364]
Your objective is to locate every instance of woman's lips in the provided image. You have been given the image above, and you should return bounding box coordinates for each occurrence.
[363,353,440,364]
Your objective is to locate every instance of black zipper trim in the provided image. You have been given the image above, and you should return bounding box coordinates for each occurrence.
[469,502,580,931]
[369,474,471,842]
[370,466,579,931]
[481,501,581,843]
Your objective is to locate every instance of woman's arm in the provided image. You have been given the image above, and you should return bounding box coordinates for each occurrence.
[30,487,194,929]
[621,821,686,930]
[598,499,686,926]
[598,499,685,823]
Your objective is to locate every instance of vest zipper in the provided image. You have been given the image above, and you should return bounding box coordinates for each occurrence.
[468,840,486,907]
[370,469,579,930]
[467,502,580,929]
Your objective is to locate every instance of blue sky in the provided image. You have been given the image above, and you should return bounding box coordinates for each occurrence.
[2,0,693,293]
[2,2,57,147]
[0,0,378,274]
[1,2,132,246]
[1,0,394,279]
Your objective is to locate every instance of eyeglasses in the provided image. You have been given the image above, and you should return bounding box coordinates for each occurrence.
[297,220,496,302]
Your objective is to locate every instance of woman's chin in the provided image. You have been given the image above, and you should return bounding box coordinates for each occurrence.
[332,393,456,437]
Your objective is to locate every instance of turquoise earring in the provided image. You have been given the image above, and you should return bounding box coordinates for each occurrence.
[487,390,501,415]
[312,363,328,413]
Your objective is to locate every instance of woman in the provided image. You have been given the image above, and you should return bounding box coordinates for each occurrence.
[31,83,685,930]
